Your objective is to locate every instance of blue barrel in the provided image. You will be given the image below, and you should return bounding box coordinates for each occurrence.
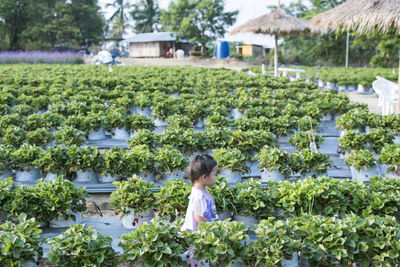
[215,41,229,59]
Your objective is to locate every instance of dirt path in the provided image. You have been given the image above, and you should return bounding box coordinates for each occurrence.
[85,56,258,71]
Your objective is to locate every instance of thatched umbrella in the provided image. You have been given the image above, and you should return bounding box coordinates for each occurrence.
[311,0,400,112]
[230,6,312,77]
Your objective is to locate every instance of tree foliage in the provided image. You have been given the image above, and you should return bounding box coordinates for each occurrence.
[0,0,104,51]
[131,0,161,33]
[161,0,238,56]
[277,0,399,67]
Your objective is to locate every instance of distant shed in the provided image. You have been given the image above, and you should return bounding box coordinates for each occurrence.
[122,32,192,58]
[237,44,268,57]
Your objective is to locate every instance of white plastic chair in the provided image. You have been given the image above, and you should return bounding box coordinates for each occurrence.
[372,79,398,114]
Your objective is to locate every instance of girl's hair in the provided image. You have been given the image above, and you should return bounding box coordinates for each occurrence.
[185,154,217,184]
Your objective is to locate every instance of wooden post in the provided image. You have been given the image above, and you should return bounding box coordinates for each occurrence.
[262,64,266,75]
[398,48,400,113]
[345,29,350,68]
[274,34,279,77]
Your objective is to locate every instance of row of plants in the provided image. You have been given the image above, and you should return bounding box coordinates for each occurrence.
[246,66,397,87]
[109,176,400,223]
[0,177,87,224]
[2,212,400,266]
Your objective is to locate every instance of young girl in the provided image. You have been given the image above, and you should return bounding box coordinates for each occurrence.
[182,154,218,232]
[182,154,218,266]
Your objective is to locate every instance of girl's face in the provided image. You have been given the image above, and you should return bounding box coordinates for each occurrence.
[205,165,218,187]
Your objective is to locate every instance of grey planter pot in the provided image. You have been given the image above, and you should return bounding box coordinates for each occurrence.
[15,168,41,182]
[0,170,12,179]
[350,166,380,181]
[88,128,106,140]
[111,127,130,140]
[49,211,83,228]
[261,169,286,182]
[281,252,300,267]
[121,208,155,229]
[219,169,241,184]
[75,168,98,183]
[99,173,119,183]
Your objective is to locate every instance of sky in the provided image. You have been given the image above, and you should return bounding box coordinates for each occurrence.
[98,0,305,47]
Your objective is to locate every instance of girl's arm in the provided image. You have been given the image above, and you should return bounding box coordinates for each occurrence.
[194,213,208,223]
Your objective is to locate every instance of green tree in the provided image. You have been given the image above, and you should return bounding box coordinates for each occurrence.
[106,0,132,38]
[0,0,33,50]
[161,0,238,56]
[130,0,160,33]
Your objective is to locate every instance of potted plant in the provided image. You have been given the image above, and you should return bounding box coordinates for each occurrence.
[338,130,367,158]
[11,144,43,182]
[0,177,16,222]
[232,179,274,228]
[256,146,291,182]
[53,125,86,147]
[126,114,155,134]
[119,218,190,266]
[379,143,400,179]
[48,224,118,267]
[189,220,249,266]
[292,149,332,178]
[166,114,193,129]
[204,113,232,129]
[133,91,152,116]
[208,176,236,220]
[66,145,101,183]
[104,109,130,140]
[36,146,68,181]
[41,111,65,130]
[38,177,88,228]
[345,149,380,181]
[125,145,156,182]
[110,175,156,229]
[0,145,13,179]
[97,147,125,183]
[127,129,160,151]
[245,218,302,267]
[9,178,88,226]
[84,113,107,140]
[212,147,248,184]
[365,128,394,154]
[154,179,191,222]
[288,130,324,151]
[154,145,188,181]
[204,128,232,149]
[26,128,54,147]
[0,213,46,267]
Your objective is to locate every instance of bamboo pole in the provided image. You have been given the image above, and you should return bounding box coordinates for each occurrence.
[345,29,349,68]
[274,34,279,77]
[398,48,400,113]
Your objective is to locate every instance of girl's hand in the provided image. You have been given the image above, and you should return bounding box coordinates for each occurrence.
[194,213,208,223]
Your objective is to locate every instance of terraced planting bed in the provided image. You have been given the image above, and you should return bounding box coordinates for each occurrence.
[1,64,400,266]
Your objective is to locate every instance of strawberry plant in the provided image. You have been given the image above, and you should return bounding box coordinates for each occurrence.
[256,146,291,177]
[0,213,46,266]
[110,175,156,215]
[154,179,191,221]
[189,220,249,266]
[48,224,117,267]
[345,149,377,171]
[154,145,188,173]
[119,218,189,266]
[213,147,248,174]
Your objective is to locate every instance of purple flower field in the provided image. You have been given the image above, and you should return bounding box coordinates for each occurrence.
[0,51,84,64]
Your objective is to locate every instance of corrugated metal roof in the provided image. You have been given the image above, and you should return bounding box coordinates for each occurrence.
[121,32,177,43]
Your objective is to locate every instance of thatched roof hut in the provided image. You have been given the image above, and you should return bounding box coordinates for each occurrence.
[230,8,312,77]
[311,0,400,113]
[230,8,312,36]
[311,0,400,34]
